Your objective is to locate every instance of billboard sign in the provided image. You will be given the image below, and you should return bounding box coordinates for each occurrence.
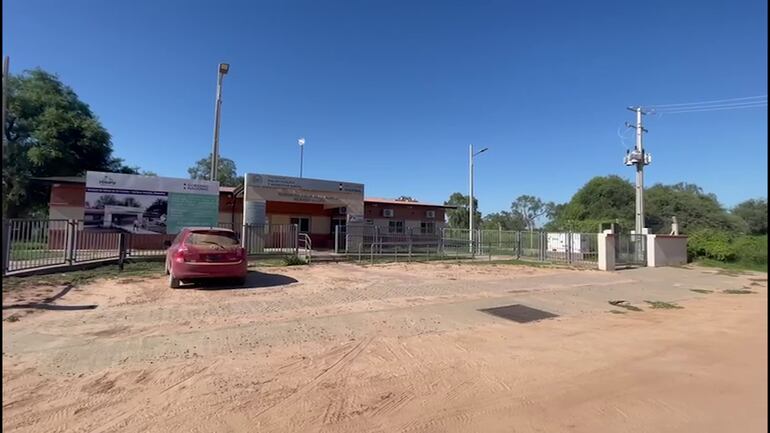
[245,173,363,195]
[243,173,365,225]
[85,171,219,234]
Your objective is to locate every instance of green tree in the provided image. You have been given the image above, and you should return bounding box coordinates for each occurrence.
[550,175,635,231]
[3,68,136,217]
[187,155,241,187]
[511,195,554,231]
[731,198,767,235]
[444,192,481,229]
[645,183,741,234]
[481,211,526,231]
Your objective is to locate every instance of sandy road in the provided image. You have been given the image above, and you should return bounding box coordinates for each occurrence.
[2,262,767,432]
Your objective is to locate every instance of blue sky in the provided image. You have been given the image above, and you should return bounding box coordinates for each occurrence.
[3,0,767,213]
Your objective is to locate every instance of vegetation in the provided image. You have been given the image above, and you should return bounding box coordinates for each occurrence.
[450,174,767,271]
[687,231,767,271]
[731,199,768,235]
[644,300,683,309]
[607,301,643,312]
[722,288,755,294]
[2,261,164,292]
[3,68,141,217]
[444,193,481,229]
[187,155,242,187]
[481,211,526,231]
[282,255,308,266]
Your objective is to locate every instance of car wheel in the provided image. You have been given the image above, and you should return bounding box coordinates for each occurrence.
[169,273,181,289]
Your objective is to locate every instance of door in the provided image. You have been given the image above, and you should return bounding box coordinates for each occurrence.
[615,233,647,267]
[290,217,310,234]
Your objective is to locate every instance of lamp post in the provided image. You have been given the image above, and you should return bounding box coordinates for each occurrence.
[210,62,230,182]
[298,137,305,178]
[2,56,8,149]
[469,144,488,254]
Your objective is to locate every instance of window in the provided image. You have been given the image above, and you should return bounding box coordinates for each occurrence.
[388,221,404,234]
[420,222,435,234]
[187,230,240,246]
[290,217,310,233]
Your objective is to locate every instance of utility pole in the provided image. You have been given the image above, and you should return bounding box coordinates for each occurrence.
[298,137,305,178]
[469,144,488,254]
[2,56,8,149]
[210,63,230,182]
[469,144,474,253]
[624,106,652,234]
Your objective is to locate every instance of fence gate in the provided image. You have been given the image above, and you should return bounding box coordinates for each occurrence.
[615,233,647,267]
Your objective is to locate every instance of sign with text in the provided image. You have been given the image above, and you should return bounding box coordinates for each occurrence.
[85,171,219,234]
[243,173,365,226]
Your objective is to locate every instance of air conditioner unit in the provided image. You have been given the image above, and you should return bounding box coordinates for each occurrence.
[425,210,436,219]
[383,209,394,218]
[338,207,347,215]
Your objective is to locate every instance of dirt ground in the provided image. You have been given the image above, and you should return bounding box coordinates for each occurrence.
[2,261,767,433]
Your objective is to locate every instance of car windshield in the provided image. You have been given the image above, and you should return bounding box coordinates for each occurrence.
[186,231,239,248]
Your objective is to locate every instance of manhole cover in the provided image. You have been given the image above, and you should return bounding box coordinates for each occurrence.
[479,304,558,323]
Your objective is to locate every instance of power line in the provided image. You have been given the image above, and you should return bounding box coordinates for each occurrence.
[646,95,767,109]
[651,100,767,111]
[652,102,767,114]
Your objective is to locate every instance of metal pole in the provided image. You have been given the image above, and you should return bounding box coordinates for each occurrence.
[210,69,225,181]
[469,144,474,254]
[300,141,304,178]
[634,107,644,235]
[2,56,8,148]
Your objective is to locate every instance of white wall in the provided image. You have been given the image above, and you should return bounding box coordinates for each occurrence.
[311,216,330,234]
[647,235,688,267]
[49,206,85,220]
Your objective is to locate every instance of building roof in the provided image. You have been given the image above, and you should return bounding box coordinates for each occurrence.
[31,176,87,184]
[32,177,453,207]
[32,176,240,194]
[364,197,455,208]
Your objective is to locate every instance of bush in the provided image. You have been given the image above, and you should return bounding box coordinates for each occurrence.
[687,230,767,267]
[283,255,307,266]
[687,229,735,262]
[732,235,768,265]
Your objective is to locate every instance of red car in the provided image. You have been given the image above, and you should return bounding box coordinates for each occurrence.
[164,227,247,288]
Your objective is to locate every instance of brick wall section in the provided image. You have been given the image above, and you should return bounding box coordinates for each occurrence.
[364,202,446,222]
[51,183,86,207]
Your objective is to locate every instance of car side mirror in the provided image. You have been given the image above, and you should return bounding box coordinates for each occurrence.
[163,240,172,248]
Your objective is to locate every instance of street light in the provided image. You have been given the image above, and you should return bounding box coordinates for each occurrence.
[298,137,305,178]
[469,144,488,254]
[210,62,230,181]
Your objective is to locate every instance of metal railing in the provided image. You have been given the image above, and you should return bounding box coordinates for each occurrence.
[2,219,307,275]
[335,224,600,266]
[241,224,298,255]
[299,233,312,263]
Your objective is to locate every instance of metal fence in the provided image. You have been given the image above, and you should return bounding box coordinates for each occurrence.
[335,224,599,266]
[242,224,299,255]
[615,233,647,267]
[2,219,305,275]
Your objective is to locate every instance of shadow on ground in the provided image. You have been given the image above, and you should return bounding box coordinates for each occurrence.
[3,284,98,311]
[184,271,298,291]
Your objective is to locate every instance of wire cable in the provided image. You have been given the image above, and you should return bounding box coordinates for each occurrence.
[646,95,767,109]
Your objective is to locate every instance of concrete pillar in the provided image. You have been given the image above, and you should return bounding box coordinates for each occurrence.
[647,234,656,267]
[598,231,615,271]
